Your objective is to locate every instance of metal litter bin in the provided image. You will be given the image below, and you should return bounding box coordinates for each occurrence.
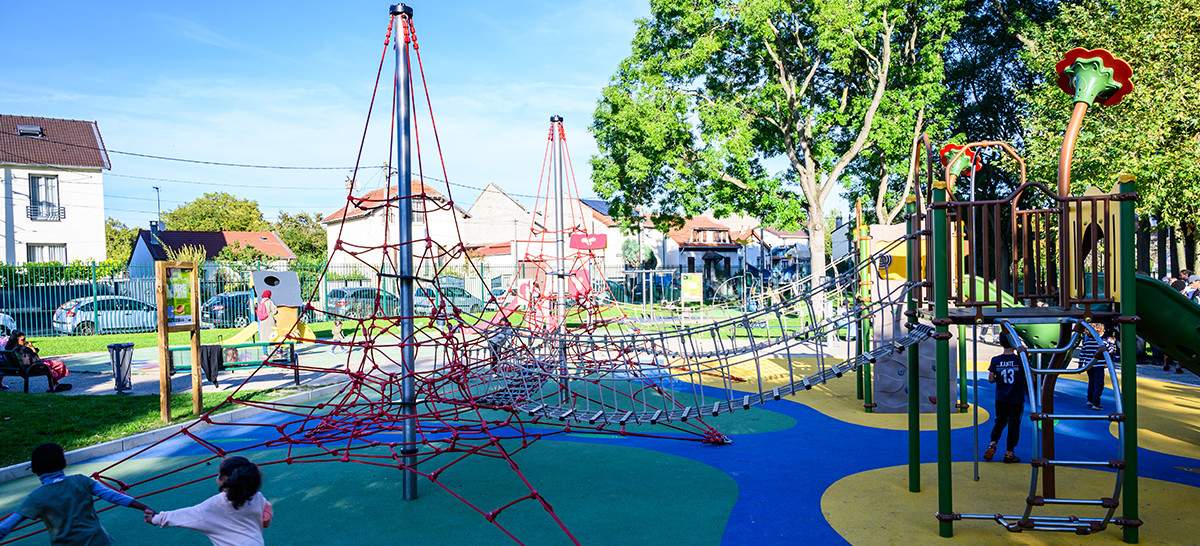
[107,342,135,393]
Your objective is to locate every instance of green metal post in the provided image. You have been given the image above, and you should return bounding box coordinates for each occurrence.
[958,324,967,413]
[906,197,920,492]
[860,224,873,412]
[932,180,953,537]
[90,262,99,335]
[1119,175,1139,543]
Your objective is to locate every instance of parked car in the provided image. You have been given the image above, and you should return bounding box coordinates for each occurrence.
[416,286,485,315]
[201,291,255,328]
[326,287,400,319]
[52,296,157,335]
[0,312,15,337]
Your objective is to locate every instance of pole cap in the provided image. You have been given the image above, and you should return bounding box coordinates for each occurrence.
[550,115,563,122]
[390,4,413,16]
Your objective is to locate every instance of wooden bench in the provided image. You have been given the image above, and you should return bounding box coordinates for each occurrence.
[0,349,55,393]
[168,341,301,386]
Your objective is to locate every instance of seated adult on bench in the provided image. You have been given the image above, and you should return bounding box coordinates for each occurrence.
[3,331,71,392]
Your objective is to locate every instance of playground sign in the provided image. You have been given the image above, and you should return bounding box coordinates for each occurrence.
[681,273,703,303]
[570,233,607,250]
[165,267,193,325]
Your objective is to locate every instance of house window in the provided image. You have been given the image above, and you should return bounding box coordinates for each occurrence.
[28,175,64,221]
[27,244,67,263]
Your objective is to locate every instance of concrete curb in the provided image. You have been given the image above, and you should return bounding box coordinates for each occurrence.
[0,381,349,484]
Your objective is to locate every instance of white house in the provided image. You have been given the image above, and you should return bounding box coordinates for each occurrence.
[663,215,741,281]
[0,115,109,264]
[125,221,296,301]
[577,199,660,276]
[322,179,470,277]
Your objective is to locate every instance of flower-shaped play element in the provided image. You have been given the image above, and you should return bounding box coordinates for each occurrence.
[939,143,979,177]
[1055,48,1133,106]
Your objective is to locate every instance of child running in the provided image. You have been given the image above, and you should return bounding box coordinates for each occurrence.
[147,456,272,546]
[984,333,1026,464]
[0,443,156,544]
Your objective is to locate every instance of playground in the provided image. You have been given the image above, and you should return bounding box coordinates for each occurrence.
[2,6,1199,546]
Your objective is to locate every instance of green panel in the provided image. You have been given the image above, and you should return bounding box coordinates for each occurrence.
[1134,274,1200,376]
[962,274,1062,350]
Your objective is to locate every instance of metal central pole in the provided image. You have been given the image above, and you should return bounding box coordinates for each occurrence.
[552,115,568,403]
[392,3,418,501]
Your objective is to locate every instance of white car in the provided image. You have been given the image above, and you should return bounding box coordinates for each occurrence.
[52,296,157,335]
[0,312,15,337]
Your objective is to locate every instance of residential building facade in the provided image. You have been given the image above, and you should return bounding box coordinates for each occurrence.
[0,115,110,264]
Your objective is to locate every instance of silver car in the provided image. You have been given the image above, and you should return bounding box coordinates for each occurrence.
[53,296,157,335]
[415,286,484,315]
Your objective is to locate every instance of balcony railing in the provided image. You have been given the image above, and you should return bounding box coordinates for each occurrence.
[27,205,66,221]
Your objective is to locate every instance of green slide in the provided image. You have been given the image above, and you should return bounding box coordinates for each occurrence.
[963,275,1063,349]
[1134,274,1200,376]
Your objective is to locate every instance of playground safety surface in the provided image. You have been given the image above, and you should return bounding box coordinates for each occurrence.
[0,346,1197,545]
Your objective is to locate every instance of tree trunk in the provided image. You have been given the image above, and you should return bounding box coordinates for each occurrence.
[1136,216,1151,274]
[1186,224,1196,273]
[1170,225,1180,276]
[808,199,827,302]
[1156,216,1167,278]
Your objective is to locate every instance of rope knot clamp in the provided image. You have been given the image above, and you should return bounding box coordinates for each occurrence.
[934,512,961,522]
[954,403,969,410]
[399,448,419,456]
[1114,518,1143,528]
[1108,412,1126,422]
[1107,459,1125,469]
[1026,495,1045,506]
[1115,315,1139,324]
[1029,412,1048,421]
[863,402,877,409]
[1031,458,1050,468]
[1100,497,1118,508]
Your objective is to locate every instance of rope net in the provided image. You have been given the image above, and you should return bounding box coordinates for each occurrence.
[2,12,930,545]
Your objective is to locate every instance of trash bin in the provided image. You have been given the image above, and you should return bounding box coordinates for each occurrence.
[107,342,135,393]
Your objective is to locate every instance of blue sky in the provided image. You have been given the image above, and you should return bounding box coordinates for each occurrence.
[1,1,652,228]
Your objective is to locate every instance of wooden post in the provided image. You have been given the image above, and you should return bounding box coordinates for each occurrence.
[155,261,170,423]
[155,261,202,423]
[190,263,202,416]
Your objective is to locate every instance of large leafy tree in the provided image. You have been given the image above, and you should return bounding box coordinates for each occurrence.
[105,217,138,264]
[273,212,327,262]
[591,0,964,280]
[1021,0,1200,226]
[162,192,270,232]
[935,0,1057,201]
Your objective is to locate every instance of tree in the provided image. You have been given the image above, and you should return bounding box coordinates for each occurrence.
[1020,0,1200,227]
[621,238,658,269]
[105,217,138,264]
[216,241,267,262]
[591,0,966,284]
[162,192,270,232]
[273,212,327,262]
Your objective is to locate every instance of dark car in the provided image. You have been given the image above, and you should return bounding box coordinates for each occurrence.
[326,287,400,319]
[201,291,255,328]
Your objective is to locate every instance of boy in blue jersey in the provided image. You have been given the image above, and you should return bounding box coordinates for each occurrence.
[984,333,1025,464]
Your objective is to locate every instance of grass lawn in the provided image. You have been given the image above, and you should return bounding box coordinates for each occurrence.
[0,388,301,468]
[28,321,358,358]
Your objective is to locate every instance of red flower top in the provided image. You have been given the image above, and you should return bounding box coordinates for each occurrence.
[1055,48,1134,106]
[939,143,979,177]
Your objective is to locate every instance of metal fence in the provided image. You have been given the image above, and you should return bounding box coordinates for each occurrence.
[0,260,776,338]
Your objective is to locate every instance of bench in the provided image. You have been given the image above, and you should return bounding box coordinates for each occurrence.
[167,341,300,386]
[0,349,55,393]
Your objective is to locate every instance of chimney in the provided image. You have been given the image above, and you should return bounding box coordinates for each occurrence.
[149,220,162,246]
[345,177,355,195]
